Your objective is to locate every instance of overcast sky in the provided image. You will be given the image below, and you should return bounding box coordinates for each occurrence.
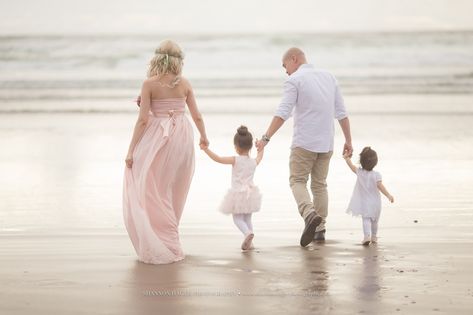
[1,0,472,35]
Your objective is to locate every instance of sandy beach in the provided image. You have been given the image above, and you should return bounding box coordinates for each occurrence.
[1,92,473,314]
[1,233,473,314]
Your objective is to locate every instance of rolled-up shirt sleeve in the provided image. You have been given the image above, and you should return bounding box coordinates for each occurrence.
[274,80,297,121]
[334,81,348,120]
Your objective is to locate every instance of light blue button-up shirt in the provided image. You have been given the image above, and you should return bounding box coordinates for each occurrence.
[275,64,347,153]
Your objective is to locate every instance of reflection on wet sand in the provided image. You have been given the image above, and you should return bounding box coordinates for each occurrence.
[356,245,382,314]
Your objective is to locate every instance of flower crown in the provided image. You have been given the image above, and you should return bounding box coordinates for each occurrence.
[155,50,184,60]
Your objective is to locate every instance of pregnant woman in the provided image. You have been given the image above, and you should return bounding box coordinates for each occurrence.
[123,40,208,264]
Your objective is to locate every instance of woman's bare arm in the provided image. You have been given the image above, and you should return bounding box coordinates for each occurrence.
[184,79,208,147]
[126,81,151,168]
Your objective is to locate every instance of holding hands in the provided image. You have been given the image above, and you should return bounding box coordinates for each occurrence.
[255,139,266,152]
[199,137,209,150]
[255,134,271,152]
[343,142,353,158]
[125,153,133,168]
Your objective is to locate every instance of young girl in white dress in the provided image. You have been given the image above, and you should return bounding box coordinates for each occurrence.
[344,147,394,245]
[201,126,263,250]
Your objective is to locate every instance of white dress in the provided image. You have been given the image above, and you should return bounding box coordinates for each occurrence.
[219,156,262,214]
[346,168,382,219]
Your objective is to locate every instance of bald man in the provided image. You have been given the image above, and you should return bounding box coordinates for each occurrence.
[256,47,353,247]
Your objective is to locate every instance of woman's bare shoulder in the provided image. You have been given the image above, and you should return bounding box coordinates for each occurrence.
[179,76,191,87]
[141,77,156,88]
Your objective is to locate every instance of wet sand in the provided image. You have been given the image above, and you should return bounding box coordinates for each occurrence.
[1,233,473,314]
[1,94,473,314]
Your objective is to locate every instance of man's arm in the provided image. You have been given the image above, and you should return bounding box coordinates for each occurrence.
[334,78,353,157]
[256,116,285,151]
[265,116,285,137]
[256,80,297,150]
[338,117,353,157]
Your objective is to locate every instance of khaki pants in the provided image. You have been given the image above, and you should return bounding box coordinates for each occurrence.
[289,147,332,232]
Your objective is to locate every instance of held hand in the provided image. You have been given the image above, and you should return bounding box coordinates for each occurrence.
[343,142,353,157]
[255,139,261,151]
[125,154,133,168]
[255,139,267,152]
[199,137,209,149]
[135,95,141,107]
[343,152,351,160]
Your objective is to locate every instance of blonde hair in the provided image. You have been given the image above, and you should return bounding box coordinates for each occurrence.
[147,40,184,78]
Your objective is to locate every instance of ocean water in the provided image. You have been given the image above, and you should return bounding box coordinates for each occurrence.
[0,31,473,113]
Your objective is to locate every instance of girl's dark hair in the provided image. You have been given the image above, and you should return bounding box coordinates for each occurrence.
[234,125,253,151]
[359,147,378,171]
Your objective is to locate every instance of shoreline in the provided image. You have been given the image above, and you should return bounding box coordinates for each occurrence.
[1,94,473,115]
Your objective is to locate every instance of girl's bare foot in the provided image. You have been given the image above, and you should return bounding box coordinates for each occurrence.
[241,233,254,250]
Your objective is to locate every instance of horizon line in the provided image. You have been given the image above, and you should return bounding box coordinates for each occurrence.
[1,29,473,38]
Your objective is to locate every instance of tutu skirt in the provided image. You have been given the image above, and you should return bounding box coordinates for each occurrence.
[219,186,262,214]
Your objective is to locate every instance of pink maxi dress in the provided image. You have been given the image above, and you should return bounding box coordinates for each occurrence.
[123,98,195,264]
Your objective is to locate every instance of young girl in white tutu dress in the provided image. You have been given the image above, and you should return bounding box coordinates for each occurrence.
[201,125,263,250]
